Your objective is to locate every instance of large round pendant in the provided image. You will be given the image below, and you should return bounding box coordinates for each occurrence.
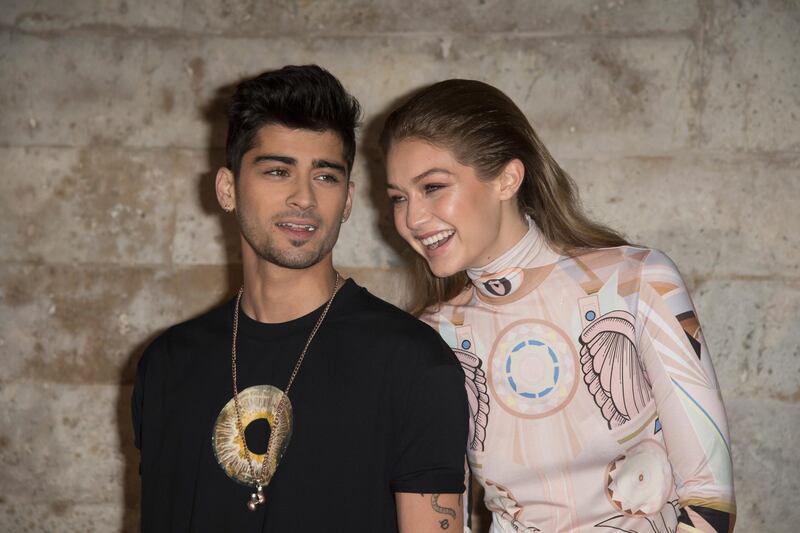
[212,384,293,486]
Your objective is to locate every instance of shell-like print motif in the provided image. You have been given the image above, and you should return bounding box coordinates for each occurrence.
[453,348,490,452]
[595,440,679,532]
[607,440,673,515]
[578,311,652,429]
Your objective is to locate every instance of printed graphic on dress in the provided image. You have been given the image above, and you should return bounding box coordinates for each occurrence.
[454,347,489,452]
[578,300,652,429]
[594,501,680,533]
[597,440,679,531]
[454,326,489,452]
[475,267,524,298]
[484,479,541,532]
[678,504,734,532]
[676,310,703,359]
[604,440,674,515]
[488,319,579,419]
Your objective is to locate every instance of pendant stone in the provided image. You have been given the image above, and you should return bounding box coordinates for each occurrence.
[247,485,265,511]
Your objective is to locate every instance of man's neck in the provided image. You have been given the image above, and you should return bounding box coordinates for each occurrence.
[240,252,339,324]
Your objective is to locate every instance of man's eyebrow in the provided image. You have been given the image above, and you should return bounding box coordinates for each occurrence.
[251,155,346,173]
[253,154,296,165]
[312,159,347,173]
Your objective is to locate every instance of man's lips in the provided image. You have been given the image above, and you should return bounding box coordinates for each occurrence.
[275,219,318,237]
[277,221,317,230]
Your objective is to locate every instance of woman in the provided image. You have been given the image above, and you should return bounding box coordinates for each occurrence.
[380,79,735,533]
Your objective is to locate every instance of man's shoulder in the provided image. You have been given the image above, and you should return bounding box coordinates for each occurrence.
[345,283,439,335]
[342,283,456,366]
[139,299,232,368]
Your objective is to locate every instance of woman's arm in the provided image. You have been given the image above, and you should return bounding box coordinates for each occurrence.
[637,250,736,532]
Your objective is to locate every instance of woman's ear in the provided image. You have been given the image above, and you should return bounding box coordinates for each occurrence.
[497,159,525,201]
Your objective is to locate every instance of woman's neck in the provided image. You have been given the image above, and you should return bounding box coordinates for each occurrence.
[466,216,559,298]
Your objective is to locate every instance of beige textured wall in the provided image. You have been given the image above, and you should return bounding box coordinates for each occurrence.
[1,1,798,531]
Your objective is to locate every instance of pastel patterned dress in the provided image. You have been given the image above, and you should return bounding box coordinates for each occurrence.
[422,223,736,533]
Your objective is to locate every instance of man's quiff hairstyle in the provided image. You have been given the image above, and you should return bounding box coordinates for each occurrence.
[225,64,362,177]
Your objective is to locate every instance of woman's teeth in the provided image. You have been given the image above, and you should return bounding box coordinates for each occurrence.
[420,230,454,249]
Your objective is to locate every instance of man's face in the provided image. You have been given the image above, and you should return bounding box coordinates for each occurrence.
[225,124,353,270]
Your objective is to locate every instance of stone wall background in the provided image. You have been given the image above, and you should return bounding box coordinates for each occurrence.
[1,0,798,531]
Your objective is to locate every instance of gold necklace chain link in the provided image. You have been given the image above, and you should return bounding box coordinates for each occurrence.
[230,272,341,503]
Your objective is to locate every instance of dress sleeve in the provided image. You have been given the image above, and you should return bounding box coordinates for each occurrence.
[636,250,736,532]
[390,345,469,494]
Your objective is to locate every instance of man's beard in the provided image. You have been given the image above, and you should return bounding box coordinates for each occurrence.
[237,212,342,270]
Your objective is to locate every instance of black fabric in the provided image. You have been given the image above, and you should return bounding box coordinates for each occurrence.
[678,506,692,526]
[132,279,468,533]
[679,504,734,532]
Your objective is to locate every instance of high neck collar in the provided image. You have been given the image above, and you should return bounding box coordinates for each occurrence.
[466,218,560,298]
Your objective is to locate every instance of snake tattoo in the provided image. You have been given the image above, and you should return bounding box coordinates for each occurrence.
[431,494,456,530]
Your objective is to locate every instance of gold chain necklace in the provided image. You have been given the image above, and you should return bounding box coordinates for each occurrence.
[230,272,341,511]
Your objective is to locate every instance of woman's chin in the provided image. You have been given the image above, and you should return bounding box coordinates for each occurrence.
[411,241,465,278]
[426,258,463,279]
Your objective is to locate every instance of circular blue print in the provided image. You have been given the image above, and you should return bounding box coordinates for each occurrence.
[461,339,472,350]
[585,310,596,321]
[505,339,560,398]
[489,319,579,418]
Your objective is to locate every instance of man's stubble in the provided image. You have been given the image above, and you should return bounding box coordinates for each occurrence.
[236,210,343,270]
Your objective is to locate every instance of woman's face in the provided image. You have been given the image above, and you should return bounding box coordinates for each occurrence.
[385,138,511,277]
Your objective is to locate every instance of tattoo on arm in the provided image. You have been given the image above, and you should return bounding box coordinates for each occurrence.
[430,494,456,530]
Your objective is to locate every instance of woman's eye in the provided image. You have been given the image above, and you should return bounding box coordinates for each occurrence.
[423,183,444,194]
[389,195,406,205]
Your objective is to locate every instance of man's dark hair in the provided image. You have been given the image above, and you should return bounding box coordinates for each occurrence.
[225,65,362,177]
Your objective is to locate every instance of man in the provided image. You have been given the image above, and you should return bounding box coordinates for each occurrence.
[132,65,468,532]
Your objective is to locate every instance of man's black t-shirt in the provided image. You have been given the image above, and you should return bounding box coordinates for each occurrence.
[132,279,468,532]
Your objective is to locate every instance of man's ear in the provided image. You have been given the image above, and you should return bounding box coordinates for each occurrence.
[341,180,355,223]
[215,167,236,212]
[497,159,525,201]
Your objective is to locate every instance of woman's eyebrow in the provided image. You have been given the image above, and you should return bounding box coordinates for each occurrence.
[410,168,453,183]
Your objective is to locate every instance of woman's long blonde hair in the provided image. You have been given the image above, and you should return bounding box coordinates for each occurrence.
[380,79,628,315]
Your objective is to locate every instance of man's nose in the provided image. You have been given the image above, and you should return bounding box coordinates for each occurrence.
[287,177,317,211]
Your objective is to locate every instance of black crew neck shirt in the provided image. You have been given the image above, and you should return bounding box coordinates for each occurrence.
[132,279,468,532]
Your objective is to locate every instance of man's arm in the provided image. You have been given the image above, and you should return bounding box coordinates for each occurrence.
[396,492,464,532]
[388,330,469,531]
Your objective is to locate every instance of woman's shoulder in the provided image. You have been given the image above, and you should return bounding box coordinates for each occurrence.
[416,285,474,327]
[561,244,677,271]
[557,245,688,295]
